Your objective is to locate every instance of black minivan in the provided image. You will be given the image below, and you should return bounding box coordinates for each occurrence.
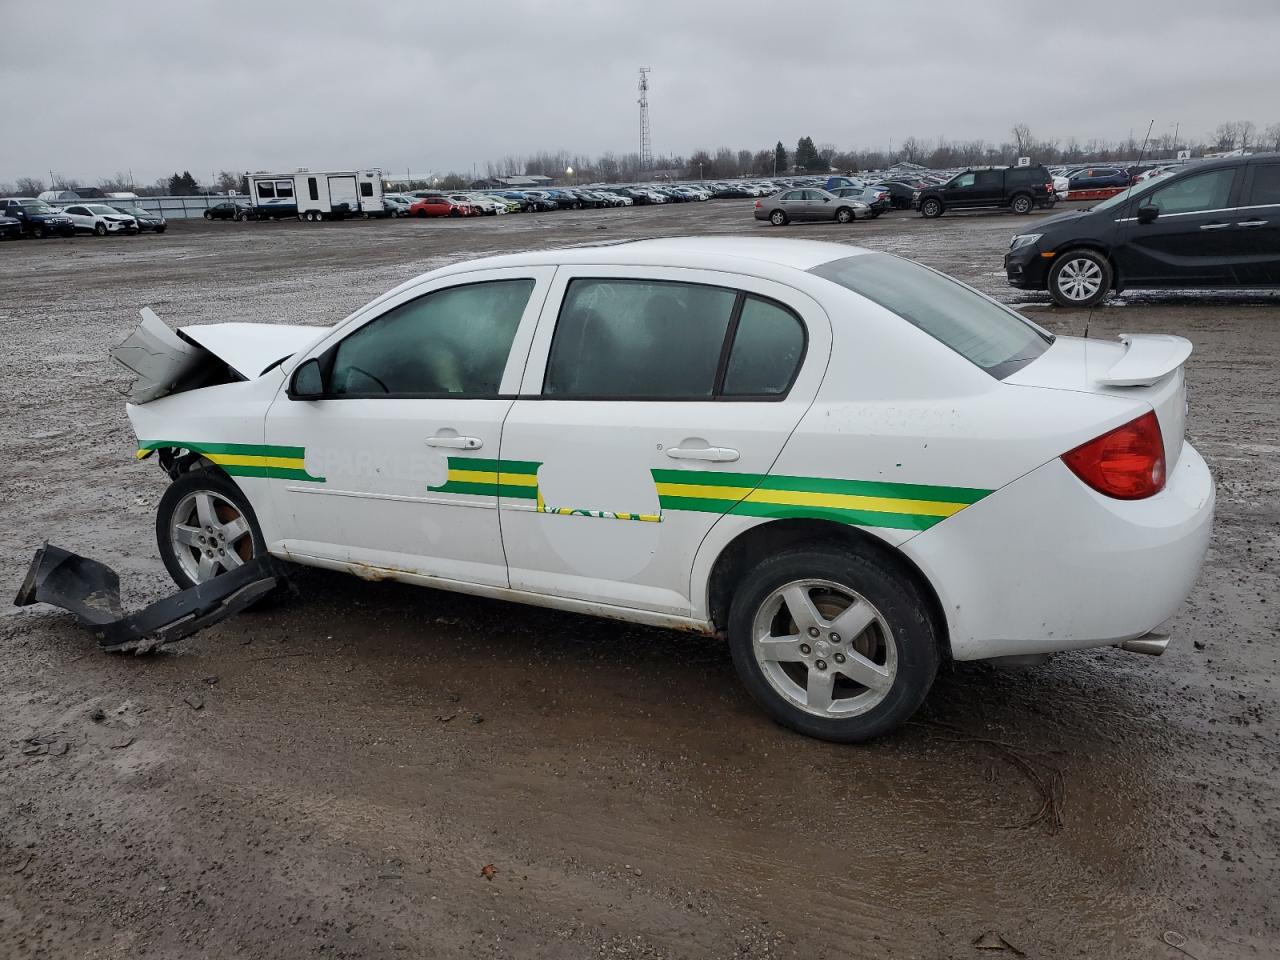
[1005,154,1280,306]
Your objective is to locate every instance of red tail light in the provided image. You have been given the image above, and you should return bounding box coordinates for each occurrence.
[754,200,761,208]
[1062,411,1165,500]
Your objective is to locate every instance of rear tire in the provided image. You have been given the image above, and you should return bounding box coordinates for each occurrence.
[920,198,943,218]
[769,210,787,226]
[727,544,939,743]
[1010,193,1034,215]
[1049,249,1113,307]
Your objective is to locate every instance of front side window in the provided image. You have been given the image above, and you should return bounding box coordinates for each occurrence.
[951,173,976,189]
[1148,167,1236,215]
[257,181,275,199]
[329,279,534,397]
[1246,164,1280,207]
[276,180,294,199]
[810,253,1051,379]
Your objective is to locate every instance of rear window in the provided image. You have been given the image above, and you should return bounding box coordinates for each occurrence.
[809,254,1052,379]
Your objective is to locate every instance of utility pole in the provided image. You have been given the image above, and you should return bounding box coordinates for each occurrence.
[638,67,652,173]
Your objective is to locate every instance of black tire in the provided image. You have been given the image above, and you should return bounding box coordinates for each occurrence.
[156,468,269,591]
[31,223,45,239]
[417,210,429,218]
[727,544,939,742]
[835,206,854,224]
[1048,248,1113,308]
[156,226,167,233]
[1010,193,1034,215]
[94,223,107,237]
[869,209,882,219]
[203,211,213,220]
[769,209,787,226]
[236,211,249,221]
[920,198,943,218]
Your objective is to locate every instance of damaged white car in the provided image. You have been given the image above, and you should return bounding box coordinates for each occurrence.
[105,238,1213,741]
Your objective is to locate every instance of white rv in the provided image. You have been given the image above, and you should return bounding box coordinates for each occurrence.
[248,170,383,221]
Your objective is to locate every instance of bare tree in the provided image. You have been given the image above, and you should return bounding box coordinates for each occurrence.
[1010,123,1033,156]
[1238,120,1257,151]
[899,136,925,163]
[98,171,135,192]
[15,176,46,195]
[1264,123,1280,152]
[1213,122,1239,151]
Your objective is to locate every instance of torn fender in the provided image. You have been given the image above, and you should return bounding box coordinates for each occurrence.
[14,543,284,654]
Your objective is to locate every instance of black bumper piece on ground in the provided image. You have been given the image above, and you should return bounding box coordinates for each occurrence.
[14,543,284,654]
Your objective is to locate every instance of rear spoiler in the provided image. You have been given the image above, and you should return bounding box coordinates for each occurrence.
[1096,334,1192,387]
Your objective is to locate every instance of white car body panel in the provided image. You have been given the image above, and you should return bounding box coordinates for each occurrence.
[121,237,1214,663]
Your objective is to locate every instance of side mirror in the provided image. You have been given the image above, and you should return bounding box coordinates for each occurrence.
[289,357,326,400]
[1136,205,1160,225]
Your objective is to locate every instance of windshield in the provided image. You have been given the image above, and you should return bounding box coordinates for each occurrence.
[1091,177,1160,212]
[809,253,1053,379]
[21,201,54,214]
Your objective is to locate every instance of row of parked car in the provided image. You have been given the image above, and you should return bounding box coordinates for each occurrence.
[0,196,168,239]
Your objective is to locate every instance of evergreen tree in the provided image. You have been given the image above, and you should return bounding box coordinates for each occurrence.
[773,141,788,174]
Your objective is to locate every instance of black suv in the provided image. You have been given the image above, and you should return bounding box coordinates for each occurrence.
[0,197,76,237]
[916,165,1055,218]
[1004,154,1280,306]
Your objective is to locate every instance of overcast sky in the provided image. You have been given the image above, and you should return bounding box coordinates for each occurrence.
[3,0,1278,186]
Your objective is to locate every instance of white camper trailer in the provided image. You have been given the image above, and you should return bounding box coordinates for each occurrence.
[248,170,383,221]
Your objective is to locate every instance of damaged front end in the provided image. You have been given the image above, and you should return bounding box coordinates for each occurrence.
[14,543,285,654]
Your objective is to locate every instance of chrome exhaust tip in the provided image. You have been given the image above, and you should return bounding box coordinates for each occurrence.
[1119,632,1171,656]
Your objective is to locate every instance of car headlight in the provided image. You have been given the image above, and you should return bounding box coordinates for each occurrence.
[1009,233,1042,251]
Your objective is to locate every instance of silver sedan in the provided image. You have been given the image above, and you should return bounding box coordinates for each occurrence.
[753,188,870,226]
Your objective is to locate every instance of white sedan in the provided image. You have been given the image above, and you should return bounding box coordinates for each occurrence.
[112,238,1213,742]
[63,203,138,236]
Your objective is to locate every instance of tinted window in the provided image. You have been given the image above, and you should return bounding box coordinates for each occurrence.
[276,180,294,199]
[544,279,736,398]
[1246,164,1280,206]
[308,177,319,201]
[257,181,276,199]
[360,182,373,197]
[1007,167,1044,185]
[951,173,976,189]
[330,279,534,396]
[723,298,805,396]
[1149,167,1235,215]
[810,254,1052,379]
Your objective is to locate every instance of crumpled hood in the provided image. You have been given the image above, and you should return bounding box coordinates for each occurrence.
[178,322,323,379]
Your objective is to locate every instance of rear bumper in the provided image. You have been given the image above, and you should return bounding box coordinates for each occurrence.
[902,441,1214,661]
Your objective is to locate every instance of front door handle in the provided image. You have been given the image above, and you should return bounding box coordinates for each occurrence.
[1199,222,1231,230]
[426,436,483,450]
[666,446,740,462]
[1237,219,1268,228]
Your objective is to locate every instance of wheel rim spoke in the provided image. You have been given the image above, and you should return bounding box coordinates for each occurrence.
[173,524,202,547]
[830,599,876,642]
[756,635,806,663]
[781,584,822,634]
[197,554,218,581]
[194,493,218,529]
[220,516,250,544]
[833,648,892,691]
[805,669,835,711]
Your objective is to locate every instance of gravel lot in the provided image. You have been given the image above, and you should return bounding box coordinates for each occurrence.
[1,201,1277,959]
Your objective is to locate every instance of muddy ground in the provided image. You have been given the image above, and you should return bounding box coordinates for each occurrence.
[0,201,1276,959]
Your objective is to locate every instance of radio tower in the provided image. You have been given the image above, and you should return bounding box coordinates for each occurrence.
[638,67,652,172]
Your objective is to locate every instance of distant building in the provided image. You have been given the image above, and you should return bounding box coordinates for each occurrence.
[475,175,556,189]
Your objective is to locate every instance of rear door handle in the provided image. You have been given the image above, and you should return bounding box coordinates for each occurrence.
[426,436,483,450]
[1237,219,1268,228]
[1199,222,1231,230]
[666,446,740,462]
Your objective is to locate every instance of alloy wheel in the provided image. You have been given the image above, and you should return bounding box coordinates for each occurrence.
[1056,258,1104,301]
[751,579,897,719]
[168,489,254,584]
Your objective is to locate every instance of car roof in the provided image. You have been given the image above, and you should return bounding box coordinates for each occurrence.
[435,237,869,275]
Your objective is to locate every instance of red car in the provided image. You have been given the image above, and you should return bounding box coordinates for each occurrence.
[409,195,474,218]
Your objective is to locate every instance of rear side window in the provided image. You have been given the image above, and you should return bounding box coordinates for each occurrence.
[810,254,1052,379]
[544,279,735,398]
[975,170,1001,188]
[542,279,806,400]
[276,180,295,199]
[257,181,275,199]
[308,177,319,201]
[1246,164,1280,206]
[330,279,534,397]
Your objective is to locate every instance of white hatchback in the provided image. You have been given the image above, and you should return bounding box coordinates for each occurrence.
[116,238,1214,741]
[63,203,138,236]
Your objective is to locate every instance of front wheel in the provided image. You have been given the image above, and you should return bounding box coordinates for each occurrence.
[1010,194,1034,215]
[727,545,939,742]
[31,224,46,239]
[835,206,854,224]
[1049,249,1113,307]
[94,223,108,236]
[920,198,942,218]
[203,211,213,220]
[769,210,787,226]
[156,468,267,590]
